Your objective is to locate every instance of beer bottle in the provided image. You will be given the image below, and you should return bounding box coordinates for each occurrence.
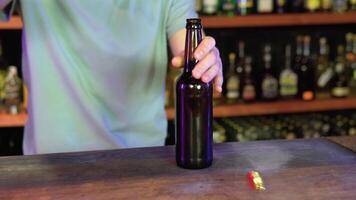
[176,18,213,169]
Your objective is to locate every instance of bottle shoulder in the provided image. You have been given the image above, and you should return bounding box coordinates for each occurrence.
[280,68,297,76]
[176,74,212,90]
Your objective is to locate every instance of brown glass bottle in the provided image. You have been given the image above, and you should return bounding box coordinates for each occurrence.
[176,18,213,169]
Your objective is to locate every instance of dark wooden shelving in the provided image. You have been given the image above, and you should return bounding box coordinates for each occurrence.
[1,98,356,127]
[165,97,356,120]
[0,112,27,127]
[201,12,356,28]
[2,13,356,30]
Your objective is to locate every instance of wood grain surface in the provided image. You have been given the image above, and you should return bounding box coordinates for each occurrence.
[0,138,355,200]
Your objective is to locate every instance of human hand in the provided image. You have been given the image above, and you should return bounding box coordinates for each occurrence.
[171,36,223,93]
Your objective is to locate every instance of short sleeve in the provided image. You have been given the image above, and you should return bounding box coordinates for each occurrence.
[0,0,16,21]
[166,0,197,38]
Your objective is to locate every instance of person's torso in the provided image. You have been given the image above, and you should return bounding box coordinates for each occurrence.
[20,0,172,154]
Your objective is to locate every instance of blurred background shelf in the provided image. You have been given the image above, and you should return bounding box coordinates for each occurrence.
[165,97,356,120]
[1,97,355,127]
[2,13,356,30]
[201,12,356,28]
[0,112,27,127]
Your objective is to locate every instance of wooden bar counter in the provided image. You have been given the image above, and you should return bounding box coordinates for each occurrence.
[0,137,355,200]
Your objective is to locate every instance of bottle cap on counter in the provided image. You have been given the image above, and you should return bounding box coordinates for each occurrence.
[247,170,266,190]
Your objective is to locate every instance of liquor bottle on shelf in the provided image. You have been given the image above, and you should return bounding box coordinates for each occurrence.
[294,35,304,73]
[236,40,246,71]
[257,0,274,14]
[331,45,350,98]
[176,18,213,169]
[305,0,321,12]
[279,44,298,99]
[350,34,356,96]
[291,0,305,12]
[350,0,356,11]
[261,44,279,101]
[346,33,355,95]
[346,33,354,67]
[4,66,22,115]
[0,39,8,107]
[195,0,203,14]
[315,37,333,99]
[233,40,246,98]
[202,0,219,15]
[321,0,333,11]
[237,0,254,16]
[275,0,287,13]
[219,0,236,16]
[298,35,315,101]
[241,56,256,102]
[225,52,240,102]
[212,120,226,143]
[333,0,348,13]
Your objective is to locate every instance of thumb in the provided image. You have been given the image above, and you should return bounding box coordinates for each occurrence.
[171,52,184,68]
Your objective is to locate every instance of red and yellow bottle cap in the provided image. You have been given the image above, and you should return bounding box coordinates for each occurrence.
[247,171,266,190]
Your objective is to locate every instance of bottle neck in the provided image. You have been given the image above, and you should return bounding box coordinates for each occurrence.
[244,57,253,76]
[296,42,302,56]
[264,61,272,72]
[303,43,310,57]
[285,45,292,69]
[319,44,328,56]
[228,55,236,73]
[346,39,353,53]
[238,41,245,59]
[263,45,272,72]
[184,26,202,74]
[337,47,345,60]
